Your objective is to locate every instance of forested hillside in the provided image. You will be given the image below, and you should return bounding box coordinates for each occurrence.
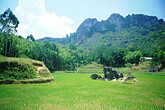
[0,9,165,72]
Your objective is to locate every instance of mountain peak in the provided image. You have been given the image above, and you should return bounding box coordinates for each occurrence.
[125,14,164,27]
[78,18,97,28]
[107,13,125,30]
[75,18,98,41]
[108,13,123,19]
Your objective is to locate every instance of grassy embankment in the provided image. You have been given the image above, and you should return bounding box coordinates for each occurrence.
[0,62,165,109]
[0,56,54,84]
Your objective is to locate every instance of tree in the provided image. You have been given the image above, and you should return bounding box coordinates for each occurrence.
[0,8,19,56]
[151,48,165,68]
[0,8,19,33]
[27,34,35,42]
[101,47,126,67]
[124,51,142,65]
[69,44,77,50]
[95,44,107,64]
[0,33,5,54]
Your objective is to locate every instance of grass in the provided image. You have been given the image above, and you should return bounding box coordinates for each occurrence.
[0,70,165,110]
[0,62,165,109]
[0,56,43,66]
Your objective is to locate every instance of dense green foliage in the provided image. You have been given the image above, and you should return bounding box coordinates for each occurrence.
[0,61,36,80]
[93,45,126,67]
[0,32,86,71]
[0,71,165,109]
[0,31,164,71]
[124,51,142,65]
[151,47,165,67]
[26,34,35,42]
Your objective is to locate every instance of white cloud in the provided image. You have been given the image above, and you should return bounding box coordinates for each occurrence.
[15,0,74,39]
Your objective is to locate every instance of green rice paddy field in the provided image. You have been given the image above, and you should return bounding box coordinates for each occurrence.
[0,67,165,110]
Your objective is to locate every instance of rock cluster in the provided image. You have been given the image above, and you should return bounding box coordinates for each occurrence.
[123,73,137,82]
[90,67,123,81]
[90,67,137,83]
[149,67,161,72]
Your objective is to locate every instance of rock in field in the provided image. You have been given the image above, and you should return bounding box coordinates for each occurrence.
[90,74,98,79]
[103,67,123,80]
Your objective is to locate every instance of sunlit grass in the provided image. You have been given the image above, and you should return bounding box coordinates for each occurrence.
[0,72,165,110]
[0,55,43,65]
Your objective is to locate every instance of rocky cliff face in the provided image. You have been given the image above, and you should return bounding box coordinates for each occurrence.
[125,14,164,27]
[75,13,126,40]
[71,13,164,45]
[38,13,164,47]
[75,18,97,42]
[107,13,125,30]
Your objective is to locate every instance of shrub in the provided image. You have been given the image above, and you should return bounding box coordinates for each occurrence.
[125,63,133,68]
[151,49,165,68]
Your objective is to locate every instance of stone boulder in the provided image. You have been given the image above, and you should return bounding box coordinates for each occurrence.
[103,67,123,80]
[117,71,124,78]
[123,73,136,82]
[97,75,102,79]
[125,73,136,79]
[90,74,98,79]
[90,74,102,79]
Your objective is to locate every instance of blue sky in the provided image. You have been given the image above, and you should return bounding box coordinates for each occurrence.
[0,0,165,39]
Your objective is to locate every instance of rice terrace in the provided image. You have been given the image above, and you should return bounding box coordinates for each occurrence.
[0,0,165,110]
